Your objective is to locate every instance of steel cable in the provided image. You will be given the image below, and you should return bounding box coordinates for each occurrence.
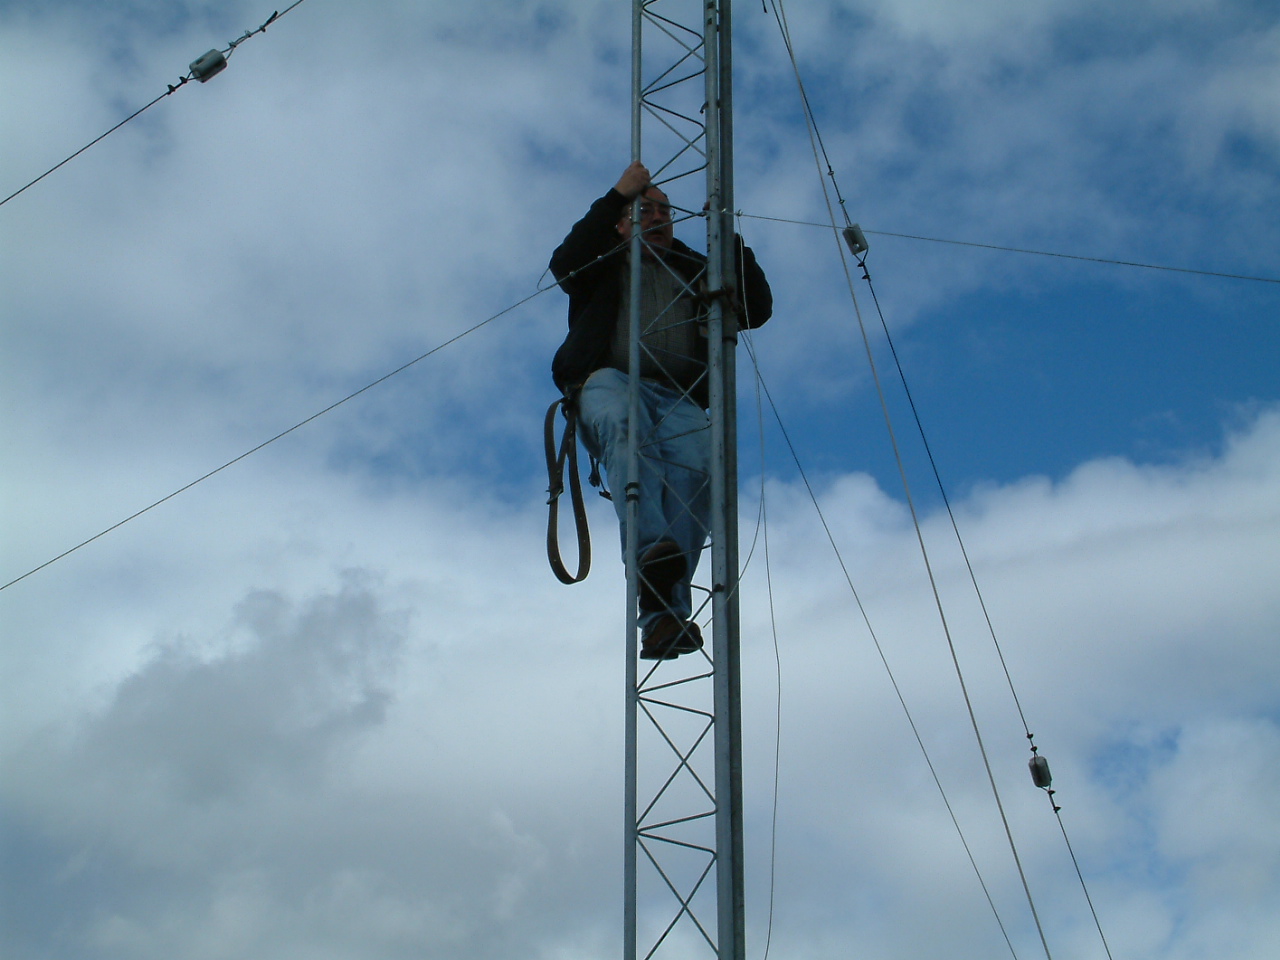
[766,1,1059,956]
[1,280,560,593]
[2,0,316,209]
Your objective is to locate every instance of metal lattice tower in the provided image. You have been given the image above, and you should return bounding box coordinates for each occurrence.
[622,4,742,960]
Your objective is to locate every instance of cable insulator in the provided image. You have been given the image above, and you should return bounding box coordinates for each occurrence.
[190,49,228,82]
[842,223,868,257]
[1029,754,1053,789]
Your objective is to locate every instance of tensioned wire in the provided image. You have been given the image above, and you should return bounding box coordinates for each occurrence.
[764,2,1118,958]
[751,0,1274,290]
[726,244,785,960]
[747,369,783,960]
[0,210,695,595]
[766,0,1057,957]
[735,227,1019,959]
[2,244,665,595]
[731,232,1012,960]
[9,0,1268,293]
[741,339,783,960]
[740,214,1280,286]
[1,0,315,209]
[8,0,1268,294]
[856,242,1118,960]
[0,292,535,592]
[763,0,1121,953]
[758,0,1275,298]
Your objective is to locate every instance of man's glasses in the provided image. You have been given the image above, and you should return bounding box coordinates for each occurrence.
[633,202,671,220]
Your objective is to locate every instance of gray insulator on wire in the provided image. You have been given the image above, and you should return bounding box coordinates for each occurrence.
[1029,754,1053,789]
[190,49,227,82]
[843,223,868,257]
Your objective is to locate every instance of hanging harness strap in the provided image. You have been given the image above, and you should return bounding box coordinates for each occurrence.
[545,396,592,584]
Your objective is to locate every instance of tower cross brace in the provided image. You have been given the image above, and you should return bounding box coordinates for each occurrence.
[620,4,744,960]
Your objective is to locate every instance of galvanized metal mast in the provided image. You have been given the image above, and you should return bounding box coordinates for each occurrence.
[623,4,742,960]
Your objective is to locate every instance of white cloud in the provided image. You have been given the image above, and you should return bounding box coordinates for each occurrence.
[725,404,1280,959]
[12,399,1275,959]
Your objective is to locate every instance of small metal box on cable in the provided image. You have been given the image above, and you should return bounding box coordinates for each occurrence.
[189,49,228,82]
[843,223,869,258]
[1029,752,1053,788]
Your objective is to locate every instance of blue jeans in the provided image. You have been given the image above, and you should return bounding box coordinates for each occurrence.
[575,367,710,630]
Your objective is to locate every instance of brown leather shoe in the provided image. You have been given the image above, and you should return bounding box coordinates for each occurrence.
[640,615,704,660]
[639,540,686,614]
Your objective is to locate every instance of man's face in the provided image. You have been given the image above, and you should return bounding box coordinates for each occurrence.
[616,187,673,250]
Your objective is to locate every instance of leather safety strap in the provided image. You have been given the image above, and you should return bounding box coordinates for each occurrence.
[545,396,592,584]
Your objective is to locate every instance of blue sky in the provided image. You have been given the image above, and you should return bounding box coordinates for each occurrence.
[2,2,1279,959]
[793,261,1280,495]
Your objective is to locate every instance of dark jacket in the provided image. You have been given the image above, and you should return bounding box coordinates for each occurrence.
[549,187,773,408]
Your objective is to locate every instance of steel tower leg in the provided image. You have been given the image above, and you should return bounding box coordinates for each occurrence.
[704,7,746,958]
[623,6,645,960]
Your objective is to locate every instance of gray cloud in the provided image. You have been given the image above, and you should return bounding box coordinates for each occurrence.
[78,576,403,801]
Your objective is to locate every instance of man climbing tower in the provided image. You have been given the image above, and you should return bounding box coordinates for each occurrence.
[549,161,772,660]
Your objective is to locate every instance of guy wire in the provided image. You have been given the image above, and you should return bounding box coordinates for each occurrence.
[1,278,564,594]
[739,215,1280,286]
[767,1,1055,956]
[738,330,1021,960]
[2,0,316,209]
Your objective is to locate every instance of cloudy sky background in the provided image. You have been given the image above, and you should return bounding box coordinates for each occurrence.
[2,1,1278,958]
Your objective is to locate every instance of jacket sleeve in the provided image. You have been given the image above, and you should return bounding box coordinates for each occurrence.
[549,189,630,298]
[735,236,773,330]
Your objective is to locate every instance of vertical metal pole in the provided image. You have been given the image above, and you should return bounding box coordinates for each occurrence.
[705,4,745,960]
[623,5,644,960]
[625,5,742,959]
